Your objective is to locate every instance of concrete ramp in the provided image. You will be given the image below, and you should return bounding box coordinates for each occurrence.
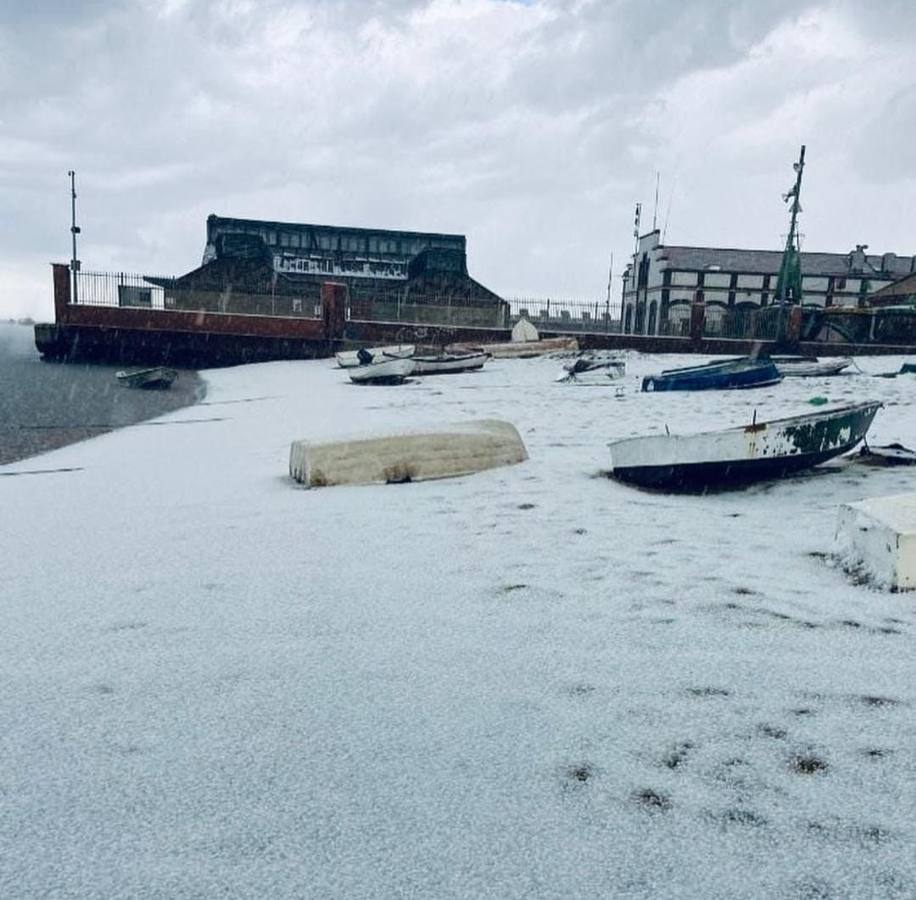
[290,419,528,488]
[835,493,916,591]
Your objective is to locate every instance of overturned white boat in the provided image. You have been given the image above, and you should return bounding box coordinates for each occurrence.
[348,357,416,385]
[412,352,489,376]
[289,419,528,488]
[556,354,626,384]
[335,344,415,368]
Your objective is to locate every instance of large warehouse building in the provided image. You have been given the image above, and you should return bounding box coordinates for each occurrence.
[163,215,505,326]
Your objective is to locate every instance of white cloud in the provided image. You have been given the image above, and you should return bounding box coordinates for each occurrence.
[1,0,915,320]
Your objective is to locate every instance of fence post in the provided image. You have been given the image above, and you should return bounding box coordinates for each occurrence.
[52,263,71,322]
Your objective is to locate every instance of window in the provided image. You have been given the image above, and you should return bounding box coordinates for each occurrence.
[836,277,846,290]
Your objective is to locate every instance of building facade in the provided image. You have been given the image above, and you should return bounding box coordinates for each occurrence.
[163,215,505,326]
[622,230,916,336]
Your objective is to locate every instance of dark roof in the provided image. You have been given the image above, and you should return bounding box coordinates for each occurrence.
[873,272,916,297]
[657,245,916,278]
[207,214,465,244]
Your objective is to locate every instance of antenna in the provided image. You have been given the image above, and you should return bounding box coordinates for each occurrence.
[67,170,81,304]
[662,176,676,243]
[652,171,660,231]
[605,251,613,306]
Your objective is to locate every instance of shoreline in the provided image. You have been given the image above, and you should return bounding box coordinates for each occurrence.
[0,323,205,466]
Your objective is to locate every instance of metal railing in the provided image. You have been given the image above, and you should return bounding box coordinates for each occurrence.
[70,270,323,319]
[507,297,622,334]
[68,271,631,336]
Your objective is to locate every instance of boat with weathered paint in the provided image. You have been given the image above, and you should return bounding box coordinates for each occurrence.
[115,367,179,390]
[607,401,881,490]
[772,356,852,377]
[348,357,416,385]
[335,345,415,368]
[641,357,781,392]
[556,355,626,384]
[412,352,489,376]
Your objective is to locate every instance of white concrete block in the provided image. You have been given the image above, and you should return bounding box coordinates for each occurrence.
[289,419,528,488]
[835,493,916,591]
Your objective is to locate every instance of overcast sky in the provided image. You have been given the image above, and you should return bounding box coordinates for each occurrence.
[1,0,914,319]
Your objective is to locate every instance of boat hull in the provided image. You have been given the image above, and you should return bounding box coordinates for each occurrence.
[608,401,880,491]
[556,362,625,384]
[116,367,179,389]
[642,358,781,392]
[348,357,416,385]
[412,353,488,375]
[773,357,852,377]
[336,345,415,368]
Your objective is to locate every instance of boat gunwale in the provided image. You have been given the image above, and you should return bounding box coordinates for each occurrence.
[608,400,882,451]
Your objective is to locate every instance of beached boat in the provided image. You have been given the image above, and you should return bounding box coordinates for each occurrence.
[412,352,489,376]
[115,367,179,390]
[772,356,852,377]
[449,337,579,359]
[335,345,415,368]
[348,357,416,385]
[607,401,881,490]
[641,357,781,392]
[556,355,626,384]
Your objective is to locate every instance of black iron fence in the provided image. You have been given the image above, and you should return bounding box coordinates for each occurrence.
[507,298,622,334]
[70,270,325,319]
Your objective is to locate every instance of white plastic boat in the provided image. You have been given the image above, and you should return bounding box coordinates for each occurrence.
[412,352,488,375]
[335,345,415,368]
[348,357,416,385]
[773,356,852,377]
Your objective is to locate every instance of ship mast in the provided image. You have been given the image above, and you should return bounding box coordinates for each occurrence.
[774,145,805,343]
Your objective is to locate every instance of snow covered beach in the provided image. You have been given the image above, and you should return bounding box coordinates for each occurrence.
[2,353,915,899]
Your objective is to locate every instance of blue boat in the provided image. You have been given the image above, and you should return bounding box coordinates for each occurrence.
[641,357,782,392]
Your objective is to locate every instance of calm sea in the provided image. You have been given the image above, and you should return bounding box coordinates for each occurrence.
[0,323,202,466]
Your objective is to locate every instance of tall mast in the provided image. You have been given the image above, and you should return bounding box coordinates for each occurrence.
[68,170,81,304]
[774,145,805,341]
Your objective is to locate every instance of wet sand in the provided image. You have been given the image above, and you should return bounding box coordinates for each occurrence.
[0,323,204,465]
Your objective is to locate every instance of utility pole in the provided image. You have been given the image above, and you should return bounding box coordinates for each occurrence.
[68,170,81,304]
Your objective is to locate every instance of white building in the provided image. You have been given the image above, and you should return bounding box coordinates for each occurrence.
[622,230,916,336]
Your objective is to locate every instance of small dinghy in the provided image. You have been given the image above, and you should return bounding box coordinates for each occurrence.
[115,367,179,390]
[412,352,489,376]
[642,357,781,392]
[607,401,881,491]
[335,345,415,368]
[772,356,852,377]
[855,442,916,467]
[348,357,416,385]
[556,355,626,384]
